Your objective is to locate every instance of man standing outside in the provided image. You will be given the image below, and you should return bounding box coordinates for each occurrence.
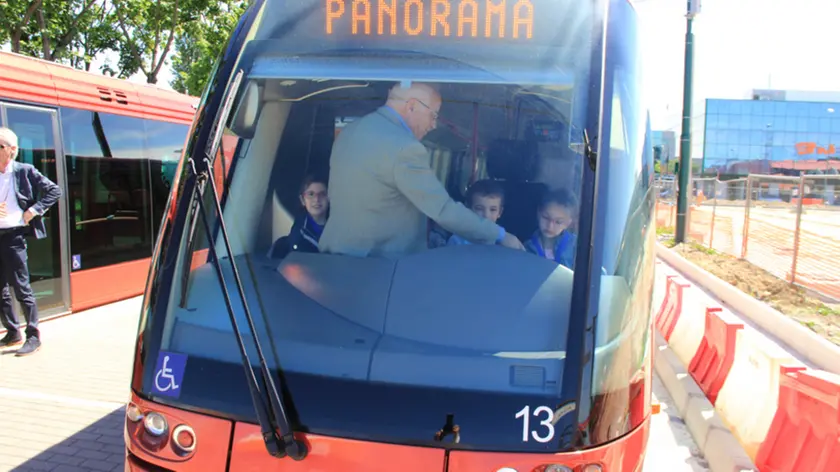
[0,127,62,356]
[319,82,524,257]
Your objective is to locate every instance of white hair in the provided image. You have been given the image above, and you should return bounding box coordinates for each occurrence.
[0,127,18,159]
[387,82,440,103]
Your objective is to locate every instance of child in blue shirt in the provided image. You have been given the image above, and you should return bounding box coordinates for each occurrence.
[268,175,329,258]
[447,179,506,246]
[525,189,577,269]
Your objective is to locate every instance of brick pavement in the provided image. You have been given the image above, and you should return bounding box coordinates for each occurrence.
[0,297,142,472]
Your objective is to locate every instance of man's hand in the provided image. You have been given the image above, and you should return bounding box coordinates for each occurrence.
[499,231,525,251]
[23,208,37,225]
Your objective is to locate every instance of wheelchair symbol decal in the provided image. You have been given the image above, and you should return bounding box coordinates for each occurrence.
[152,351,187,398]
[71,254,81,270]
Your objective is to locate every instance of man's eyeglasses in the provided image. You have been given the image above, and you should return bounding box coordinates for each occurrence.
[414,99,439,120]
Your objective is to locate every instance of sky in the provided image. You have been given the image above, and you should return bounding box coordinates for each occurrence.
[636,0,840,131]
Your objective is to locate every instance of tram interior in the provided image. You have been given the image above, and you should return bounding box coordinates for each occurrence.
[166,78,633,395]
[233,79,584,249]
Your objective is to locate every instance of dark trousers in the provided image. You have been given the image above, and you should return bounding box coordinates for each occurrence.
[0,229,39,339]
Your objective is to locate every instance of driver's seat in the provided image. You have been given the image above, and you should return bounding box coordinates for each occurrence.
[485,139,547,242]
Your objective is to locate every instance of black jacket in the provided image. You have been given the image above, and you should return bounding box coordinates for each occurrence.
[268,213,324,259]
[10,161,61,239]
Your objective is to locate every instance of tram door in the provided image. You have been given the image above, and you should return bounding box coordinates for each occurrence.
[0,103,71,317]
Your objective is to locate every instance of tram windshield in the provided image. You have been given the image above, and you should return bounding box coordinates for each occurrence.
[144,0,654,453]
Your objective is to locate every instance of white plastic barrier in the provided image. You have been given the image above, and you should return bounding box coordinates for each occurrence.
[667,285,711,368]
[714,329,807,460]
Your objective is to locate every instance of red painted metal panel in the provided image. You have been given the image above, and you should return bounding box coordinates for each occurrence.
[448,418,650,472]
[0,51,197,123]
[70,258,151,312]
[0,52,59,106]
[229,423,446,472]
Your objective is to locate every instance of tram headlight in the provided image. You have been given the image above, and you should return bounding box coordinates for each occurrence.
[542,466,573,472]
[126,403,144,422]
[143,412,169,437]
[580,465,603,472]
[172,424,197,453]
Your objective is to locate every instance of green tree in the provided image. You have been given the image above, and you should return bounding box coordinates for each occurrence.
[66,2,123,72]
[0,0,119,66]
[112,0,212,84]
[170,0,247,95]
[0,0,43,54]
[30,0,101,61]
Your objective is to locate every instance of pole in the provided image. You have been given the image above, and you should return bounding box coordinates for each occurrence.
[790,174,806,284]
[675,1,696,243]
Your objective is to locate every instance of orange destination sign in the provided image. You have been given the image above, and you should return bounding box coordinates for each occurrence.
[325,0,536,39]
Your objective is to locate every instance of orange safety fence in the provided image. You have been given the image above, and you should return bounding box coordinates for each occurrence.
[687,206,713,245]
[655,202,675,229]
[657,173,840,302]
[665,203,840,301]
[787,226,840,300]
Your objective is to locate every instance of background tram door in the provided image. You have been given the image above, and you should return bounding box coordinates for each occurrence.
[0,103,71,318]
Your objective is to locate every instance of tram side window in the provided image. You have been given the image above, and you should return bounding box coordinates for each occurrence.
[60,108,154,271]
[144,120,190,238]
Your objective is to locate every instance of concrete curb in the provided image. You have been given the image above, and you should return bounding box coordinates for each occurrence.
[655,242,840,375]
[653,331,758,472]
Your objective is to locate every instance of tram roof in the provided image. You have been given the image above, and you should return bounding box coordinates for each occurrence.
[0,51,199,125]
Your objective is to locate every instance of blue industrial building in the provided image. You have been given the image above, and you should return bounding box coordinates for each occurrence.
[698,89,840,176]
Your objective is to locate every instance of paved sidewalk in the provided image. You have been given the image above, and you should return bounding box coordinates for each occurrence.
[0,297,142,472]
[645,375,709,472]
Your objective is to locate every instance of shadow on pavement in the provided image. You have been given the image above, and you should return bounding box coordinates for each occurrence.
[11,406,126,472]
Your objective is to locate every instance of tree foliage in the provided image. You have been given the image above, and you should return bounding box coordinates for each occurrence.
[0,0,121,72]
[111,0,183,84]
[170,0,247,96]
[0,0,245,91]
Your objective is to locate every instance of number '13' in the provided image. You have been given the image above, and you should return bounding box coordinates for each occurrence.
[515,405,556,443]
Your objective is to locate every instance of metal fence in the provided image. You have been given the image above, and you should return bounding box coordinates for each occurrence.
[655,174,840,301]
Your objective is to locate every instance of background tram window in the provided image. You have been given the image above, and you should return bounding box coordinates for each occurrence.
[60,108,153,271]
[8,120,58,281]
[144,119,190,239]
[3,106,65,311]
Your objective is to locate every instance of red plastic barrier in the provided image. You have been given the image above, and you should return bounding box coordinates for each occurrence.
[687,307,743,404]
[755,369,840,472]
[655,275,691,341]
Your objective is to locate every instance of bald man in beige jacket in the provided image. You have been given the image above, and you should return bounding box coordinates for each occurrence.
[319,83,524,258]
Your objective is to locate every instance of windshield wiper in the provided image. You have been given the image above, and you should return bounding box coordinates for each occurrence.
[178,196,202,308]
[179,142,230,308]
[187,157,307,461]
[583,129,597,171]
